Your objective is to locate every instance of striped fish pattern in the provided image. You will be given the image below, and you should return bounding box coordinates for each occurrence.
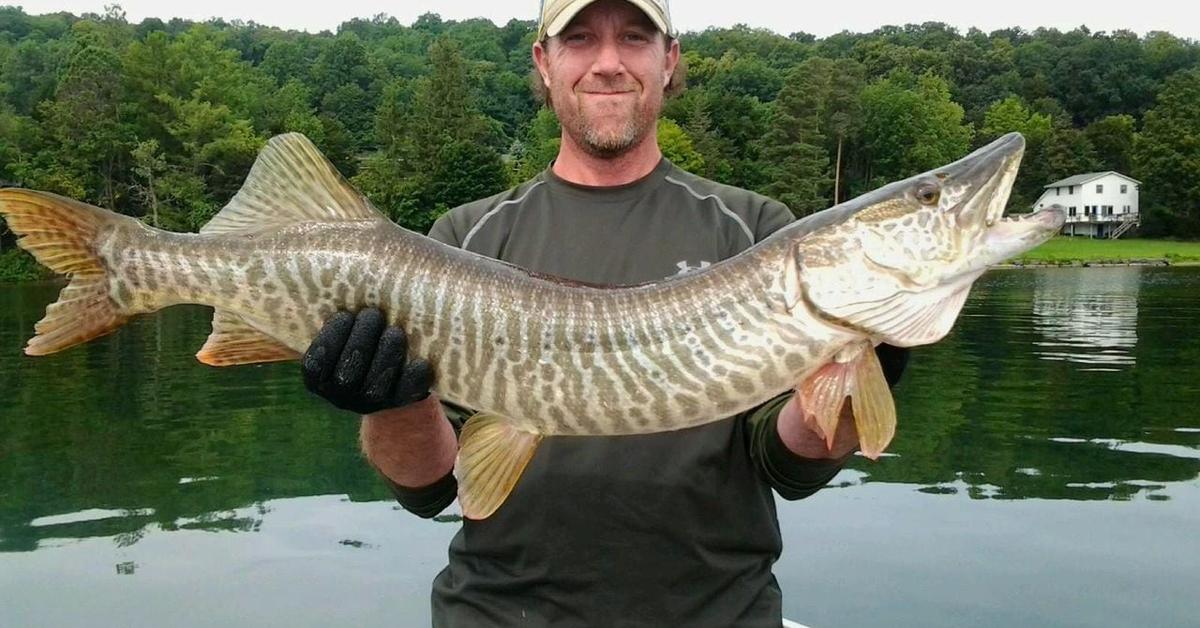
[0,132,1064,519]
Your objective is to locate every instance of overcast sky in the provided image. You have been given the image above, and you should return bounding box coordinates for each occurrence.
[9,0,1200,40]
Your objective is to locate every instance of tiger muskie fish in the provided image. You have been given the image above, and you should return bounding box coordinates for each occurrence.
[0,132,1064,519]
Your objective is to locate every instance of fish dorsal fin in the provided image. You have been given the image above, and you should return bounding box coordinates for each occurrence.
[455,413,543,520]
[200,133,387,235]
[196,310,300,366]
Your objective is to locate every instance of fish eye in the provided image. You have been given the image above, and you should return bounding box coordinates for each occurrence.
[916,183,941,206]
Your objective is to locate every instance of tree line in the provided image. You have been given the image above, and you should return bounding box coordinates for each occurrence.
[2,5,1199,279]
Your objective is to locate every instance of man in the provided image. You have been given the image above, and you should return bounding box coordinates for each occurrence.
[302,1,906,625]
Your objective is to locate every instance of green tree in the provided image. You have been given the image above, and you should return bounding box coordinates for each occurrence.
[657,118,704,173]
[706,51,784,102]
[980,96,1054,207]
[662,89,731,182]
[859,70,973,186]
[1020,121,1102,214]
[980,96,1053,145]
[355,37,508,231]
[310,33,374,95]
[802,57,865,204]
[131,139,167,227]
[1085,114,1136,175]
[701,88,772,192]
[1,39,65,115]
[36,22,131,209]
[321,83,374,146]
[1133,69,1200,237]
[512,107,561,182]
[260,39,313,86]
[427,139,510,219]
[761,64,831,215]
[262,79,324,140]
[0,108,38,185]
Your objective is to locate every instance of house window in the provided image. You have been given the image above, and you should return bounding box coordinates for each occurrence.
[1096,184,1104,193]
[1069,186,1075,194]
[1069,207,1077,216]
[1056,188,1060,196]
[1120,184,1128,194]
[1084,206,1091,215]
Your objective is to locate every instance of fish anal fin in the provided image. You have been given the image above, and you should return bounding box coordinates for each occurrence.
[850,346,898,459]
[200,133,387,235]
[455,413,542,520]
[196,310,299,366]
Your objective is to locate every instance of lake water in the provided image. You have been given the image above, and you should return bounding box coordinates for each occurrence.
[1,267,1197,627]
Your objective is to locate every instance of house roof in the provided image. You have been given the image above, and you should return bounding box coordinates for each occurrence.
[1043,171,1142,188]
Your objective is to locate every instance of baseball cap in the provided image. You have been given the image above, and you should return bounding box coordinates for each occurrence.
[537,0,675,41]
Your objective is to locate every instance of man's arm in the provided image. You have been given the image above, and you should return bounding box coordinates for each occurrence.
[748,344,910,499]
[360,398,458,517]
[302,305,460,518]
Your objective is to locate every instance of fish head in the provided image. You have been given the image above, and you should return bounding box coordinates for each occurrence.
[790,132,1065,347]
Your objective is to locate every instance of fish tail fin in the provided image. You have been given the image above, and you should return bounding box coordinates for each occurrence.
[0,189,132,355]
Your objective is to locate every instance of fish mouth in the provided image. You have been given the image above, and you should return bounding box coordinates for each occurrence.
[977,204,1066,266]
[933,133,1066,271]
[942,132,1025,231]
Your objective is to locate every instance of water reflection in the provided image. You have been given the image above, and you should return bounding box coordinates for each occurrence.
[1030,267,1140,370]
[860,267,1200,503]
[1049,437,1200,461]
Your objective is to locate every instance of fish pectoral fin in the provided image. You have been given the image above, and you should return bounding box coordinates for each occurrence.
[455,413,542,520]
[196,310,300,366]
[200,133,388,236]
[850,346,897,460]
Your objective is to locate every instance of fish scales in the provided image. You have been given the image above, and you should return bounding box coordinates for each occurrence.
[94,215,820,437]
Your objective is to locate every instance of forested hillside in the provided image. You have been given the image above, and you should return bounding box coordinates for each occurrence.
[3,6,1198,278]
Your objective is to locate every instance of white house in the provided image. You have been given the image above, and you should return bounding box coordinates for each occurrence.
[1032,172,1141,238]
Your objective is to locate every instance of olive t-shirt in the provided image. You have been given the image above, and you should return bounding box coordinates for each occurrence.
[395,159,856,627]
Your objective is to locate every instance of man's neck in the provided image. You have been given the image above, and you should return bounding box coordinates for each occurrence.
[551,132,663,187]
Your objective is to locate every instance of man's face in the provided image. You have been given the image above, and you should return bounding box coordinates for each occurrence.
[533,0,680,159]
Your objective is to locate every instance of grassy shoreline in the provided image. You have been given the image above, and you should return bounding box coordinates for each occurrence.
[1006,237,1200,266]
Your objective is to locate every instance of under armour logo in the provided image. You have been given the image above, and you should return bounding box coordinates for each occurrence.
[675,260,711,275]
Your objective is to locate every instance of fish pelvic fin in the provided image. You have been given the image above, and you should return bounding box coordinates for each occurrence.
[196,310,300,366]
[850,345,897,459]
[455,413,543,520]
[200,133,389,236]
[797,343,897,459]
[0,189,133,356]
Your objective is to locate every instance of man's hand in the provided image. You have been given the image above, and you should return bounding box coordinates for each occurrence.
[776,396,860,460]
[302,308,434,415]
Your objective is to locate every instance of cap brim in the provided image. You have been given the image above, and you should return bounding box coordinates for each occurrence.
[542,0,673,39]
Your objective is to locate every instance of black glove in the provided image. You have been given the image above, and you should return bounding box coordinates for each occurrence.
[302,308,435,415]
